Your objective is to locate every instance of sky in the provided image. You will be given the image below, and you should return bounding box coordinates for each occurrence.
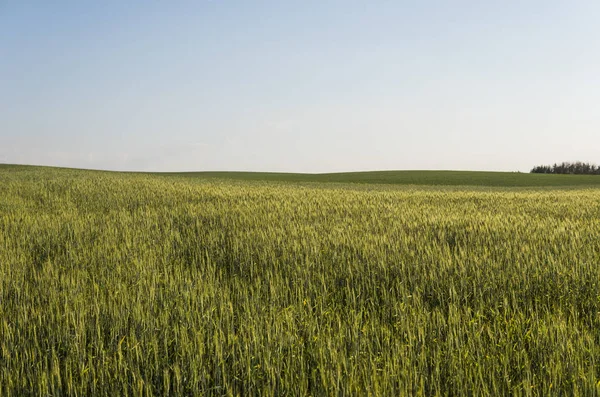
[1,1,599,173]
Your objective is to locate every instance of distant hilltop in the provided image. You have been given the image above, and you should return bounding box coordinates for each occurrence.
[4,165,600,188]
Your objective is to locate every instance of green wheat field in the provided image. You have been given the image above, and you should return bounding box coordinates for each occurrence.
[1,164,600,396]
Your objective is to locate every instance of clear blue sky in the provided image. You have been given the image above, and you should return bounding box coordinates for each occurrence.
[2,1,599,172]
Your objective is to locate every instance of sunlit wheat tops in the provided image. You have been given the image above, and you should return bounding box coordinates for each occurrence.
[1,166,600,395]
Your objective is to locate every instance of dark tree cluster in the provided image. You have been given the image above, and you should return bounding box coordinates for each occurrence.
[531,161,600,175]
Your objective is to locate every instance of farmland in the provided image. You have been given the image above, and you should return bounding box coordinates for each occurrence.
[160,169,600,187]
[1,165,600,395]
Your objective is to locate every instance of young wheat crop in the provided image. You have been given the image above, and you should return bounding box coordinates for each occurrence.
[1,166,599,395]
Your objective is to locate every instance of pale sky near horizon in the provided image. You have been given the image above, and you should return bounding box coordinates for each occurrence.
[1,1,599,173]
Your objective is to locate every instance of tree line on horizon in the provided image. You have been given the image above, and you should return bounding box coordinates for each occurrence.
[530,161,600,175]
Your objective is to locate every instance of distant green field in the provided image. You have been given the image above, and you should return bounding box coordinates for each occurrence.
[163,170,600,187]
[3,164,600,187]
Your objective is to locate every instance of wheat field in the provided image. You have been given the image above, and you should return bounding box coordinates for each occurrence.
[1,166,600,395]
